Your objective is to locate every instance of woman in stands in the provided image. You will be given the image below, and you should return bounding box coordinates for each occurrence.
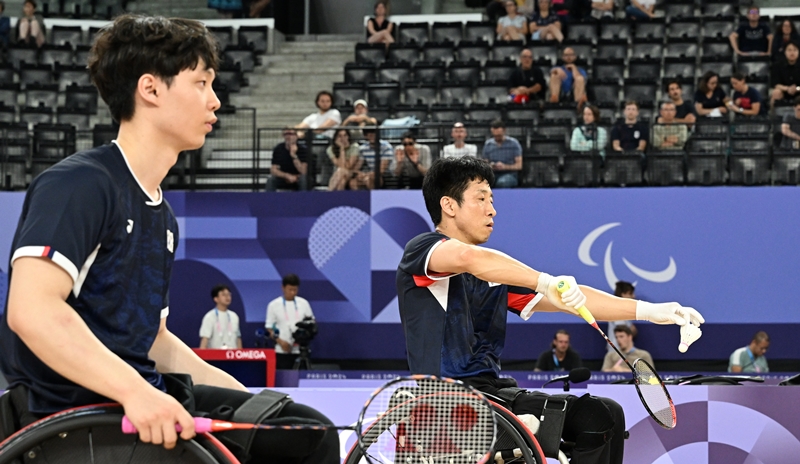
[694,71,728,118]
[772,19,800,62]
[497,0,528,42]
[367,1,394,45]
[16,0,45,48]
[570,104,607,158]
[326,129,362,191]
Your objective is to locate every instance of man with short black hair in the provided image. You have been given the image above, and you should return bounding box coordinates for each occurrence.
[726,72,765,116]
[266,127,308,191]
[534,330,583,372]
[199,285,242,349]
[780,96,800,150]
[729,331,770,373]
[729,6,773,56]
[509,48,547,102]
[296,90,341,138]
[611,100,648,152]
[663,79,696,125]
[266,274,315,370]
[482,119,522,188]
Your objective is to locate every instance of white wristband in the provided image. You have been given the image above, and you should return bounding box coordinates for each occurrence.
[536,272,552,295]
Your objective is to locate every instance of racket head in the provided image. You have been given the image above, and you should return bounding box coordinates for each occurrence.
[632,358,677,429]
[356,375,496,464]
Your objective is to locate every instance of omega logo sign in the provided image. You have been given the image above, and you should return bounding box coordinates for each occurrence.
[225,350,267,360]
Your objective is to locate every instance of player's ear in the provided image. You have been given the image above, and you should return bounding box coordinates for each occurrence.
[137,73,161,106]
[440,196,456,219]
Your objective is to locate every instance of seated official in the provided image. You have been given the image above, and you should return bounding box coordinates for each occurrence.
[728,331,770,373]
[602,325,654,372]
[535,329,582,371]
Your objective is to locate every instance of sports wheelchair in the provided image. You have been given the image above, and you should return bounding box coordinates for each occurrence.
[344,394,569,464]
[0,403,239,464]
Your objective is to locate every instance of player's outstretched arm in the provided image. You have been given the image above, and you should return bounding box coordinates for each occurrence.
[149,320,247,392]
[6,257,195,449]
[570,285,704,327]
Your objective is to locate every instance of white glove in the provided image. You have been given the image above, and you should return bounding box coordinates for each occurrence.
[635,301,705,326]
[536,273,587,314]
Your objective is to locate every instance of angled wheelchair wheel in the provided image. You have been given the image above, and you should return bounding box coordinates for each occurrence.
[342,401,547,464]
[0,405,238,464]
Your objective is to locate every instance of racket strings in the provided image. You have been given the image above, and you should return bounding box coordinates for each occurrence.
[359,377,495,463]
[634,360,676,429]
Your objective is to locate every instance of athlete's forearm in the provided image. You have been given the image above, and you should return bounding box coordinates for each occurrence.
[429,240,541,289]
[150,326,247,391]
[7,258,153,405]
[580,286,637,321]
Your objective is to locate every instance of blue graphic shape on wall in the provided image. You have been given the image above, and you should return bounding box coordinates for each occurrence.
[372,207,432,249]
[308,207,371,321]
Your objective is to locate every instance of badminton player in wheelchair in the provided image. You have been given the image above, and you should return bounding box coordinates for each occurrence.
[0,14,338,464]
[397,156,705,464]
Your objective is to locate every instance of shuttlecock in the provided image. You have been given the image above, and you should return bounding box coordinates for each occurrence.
[678,323,702,353]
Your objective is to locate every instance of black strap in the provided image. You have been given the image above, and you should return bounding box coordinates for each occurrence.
[536,394,570,459]
[229,389,292,455]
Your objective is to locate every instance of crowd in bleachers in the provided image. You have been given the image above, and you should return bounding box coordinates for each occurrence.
[320,1,800,188]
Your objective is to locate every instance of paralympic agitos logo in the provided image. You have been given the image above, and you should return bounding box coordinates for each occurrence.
[578,223,677,291]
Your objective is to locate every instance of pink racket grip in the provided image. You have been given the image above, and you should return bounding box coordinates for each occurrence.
[121,416,213,434]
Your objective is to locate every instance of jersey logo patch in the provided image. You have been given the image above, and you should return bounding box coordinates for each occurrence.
[126,219,134,234]
[166,229,174,253]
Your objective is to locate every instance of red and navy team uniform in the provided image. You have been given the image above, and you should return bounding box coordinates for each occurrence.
[396,231,542,379]
[0,142,178,414]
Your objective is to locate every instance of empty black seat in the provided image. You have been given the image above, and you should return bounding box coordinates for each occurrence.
[467,104,503,122]
[623,78,658,104]
[332,82,366,107]
[634,19,665,40]
[465,21,496,45]
[0,103,15,124]
[506,107,539,123]
[403,82,438,106]
[702,2,736,18]
[736,56,770,80]
[367,82,401,107]
[686,153,726,185]
[521,155,560,187]
[432,22,464,44]
[429,104,465,123]
[238,26,268,54]
[483,60,516,83]
[600,21,632,41]
[344,62,376,84]
[593,58,625,82]
[387,43,421,65]
[20,106,53,125]
[208,27,235,51]
[591,79,621,104]
[356,43,387,64]
[663,57,696,80]
[647,152,685,185]
[74,45,91,66]
[56,63,91,91]
[664,39,698,59]
[492,40,524,62]
[378,61,412,83]
[667,19,701,40]
[24,83,58,108]
[528,41,559,65]
[423,42,455,64]
[0,83,20,108]
[729,154,770,185]
[631,40,663,60]
[392,104,428,121]
[702,38,733,58]
[562,154,600,186]
[474,82,508,105]
[699,59,733,79]
[440,83,473,105]
[448,61,481,84]
[413,61,447,83]
[8,46,39,69]
[216,63,244,92]
[664,0,694,20]
[531,137,569,156]
[456,40,491,64]
[567,21,598,42]
[603,153,644,186]
[702,17,736,39]
[56,107,91,130]
[49,25,83,47]
[398,22,430,45]
[39,44,73,67]
[628,58,661,81]
[596,39,628,60]
[732,118,770,138]
[772,153,800,185]
[64,84,98,113]
[223,46,256,72]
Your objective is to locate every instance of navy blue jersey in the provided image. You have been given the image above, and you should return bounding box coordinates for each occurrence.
[0,142,178,414]
[396,232,542,379]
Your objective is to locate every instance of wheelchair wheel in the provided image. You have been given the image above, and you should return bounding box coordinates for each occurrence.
[342,402,547,464]
[0,405,237,464]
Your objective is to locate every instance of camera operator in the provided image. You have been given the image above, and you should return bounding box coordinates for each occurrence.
[265,274,315,369]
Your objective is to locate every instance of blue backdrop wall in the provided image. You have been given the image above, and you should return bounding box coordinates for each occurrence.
[1,188,799,363]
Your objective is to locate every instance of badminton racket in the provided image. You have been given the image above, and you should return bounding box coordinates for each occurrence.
[556,280,677,430]
[123,375,497,464]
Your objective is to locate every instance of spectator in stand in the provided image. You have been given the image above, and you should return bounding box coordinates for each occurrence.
[497,0,528,42]
[653,102,688,151]
[296,90,341,139]
[695,71,728,118]
[528,0,563,43]
[16,0,45,48]
[266,127,308,191]
[780,96,800,151]
[607,281,637,353]
[589,0,614,20]
[726,72,766,117]
[326,129,362,191]
[549,47,587,104]
[602,325,654,372]
[625,0,655,20]
[570,104,607,158]
[534,330,583,372]
[342,99,378,129]
[366,1,394,45]
[0,2,11,49]
[772,19,800,62]
[729,6,772,57]
[728,331,770,373]
[441,122,478,159]
[199,285,242,350]
[482,119,522,188]
[663,79,696,126]
[611,100,648,153]
[771,41,800,106]
[550,0,573,25]
[393,131,432,189]
[353,127,393,190]
[509,48,547,103]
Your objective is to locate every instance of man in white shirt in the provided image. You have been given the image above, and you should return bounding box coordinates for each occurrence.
[441,122,478,159]
[199,284,242,349]
[265,274,315,369]
[296,90,341,139]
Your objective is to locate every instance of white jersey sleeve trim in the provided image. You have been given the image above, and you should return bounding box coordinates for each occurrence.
[161,307,170,319]
[11,246,79,283]
[519,293,544,321]
[73,244,101,297]
[424,239,458,281]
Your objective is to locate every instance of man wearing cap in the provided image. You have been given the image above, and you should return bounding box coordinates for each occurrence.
[509,49,547,103]
[342,99,378,128]
[441,122,478,159]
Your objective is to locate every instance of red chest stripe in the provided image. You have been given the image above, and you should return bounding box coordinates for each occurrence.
[508,292,535,310]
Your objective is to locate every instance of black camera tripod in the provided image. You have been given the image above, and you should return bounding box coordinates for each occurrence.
[293,344,312,370]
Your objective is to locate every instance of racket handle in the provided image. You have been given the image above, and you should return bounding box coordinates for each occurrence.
[555,280,596,324]
[121,416,214,434]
